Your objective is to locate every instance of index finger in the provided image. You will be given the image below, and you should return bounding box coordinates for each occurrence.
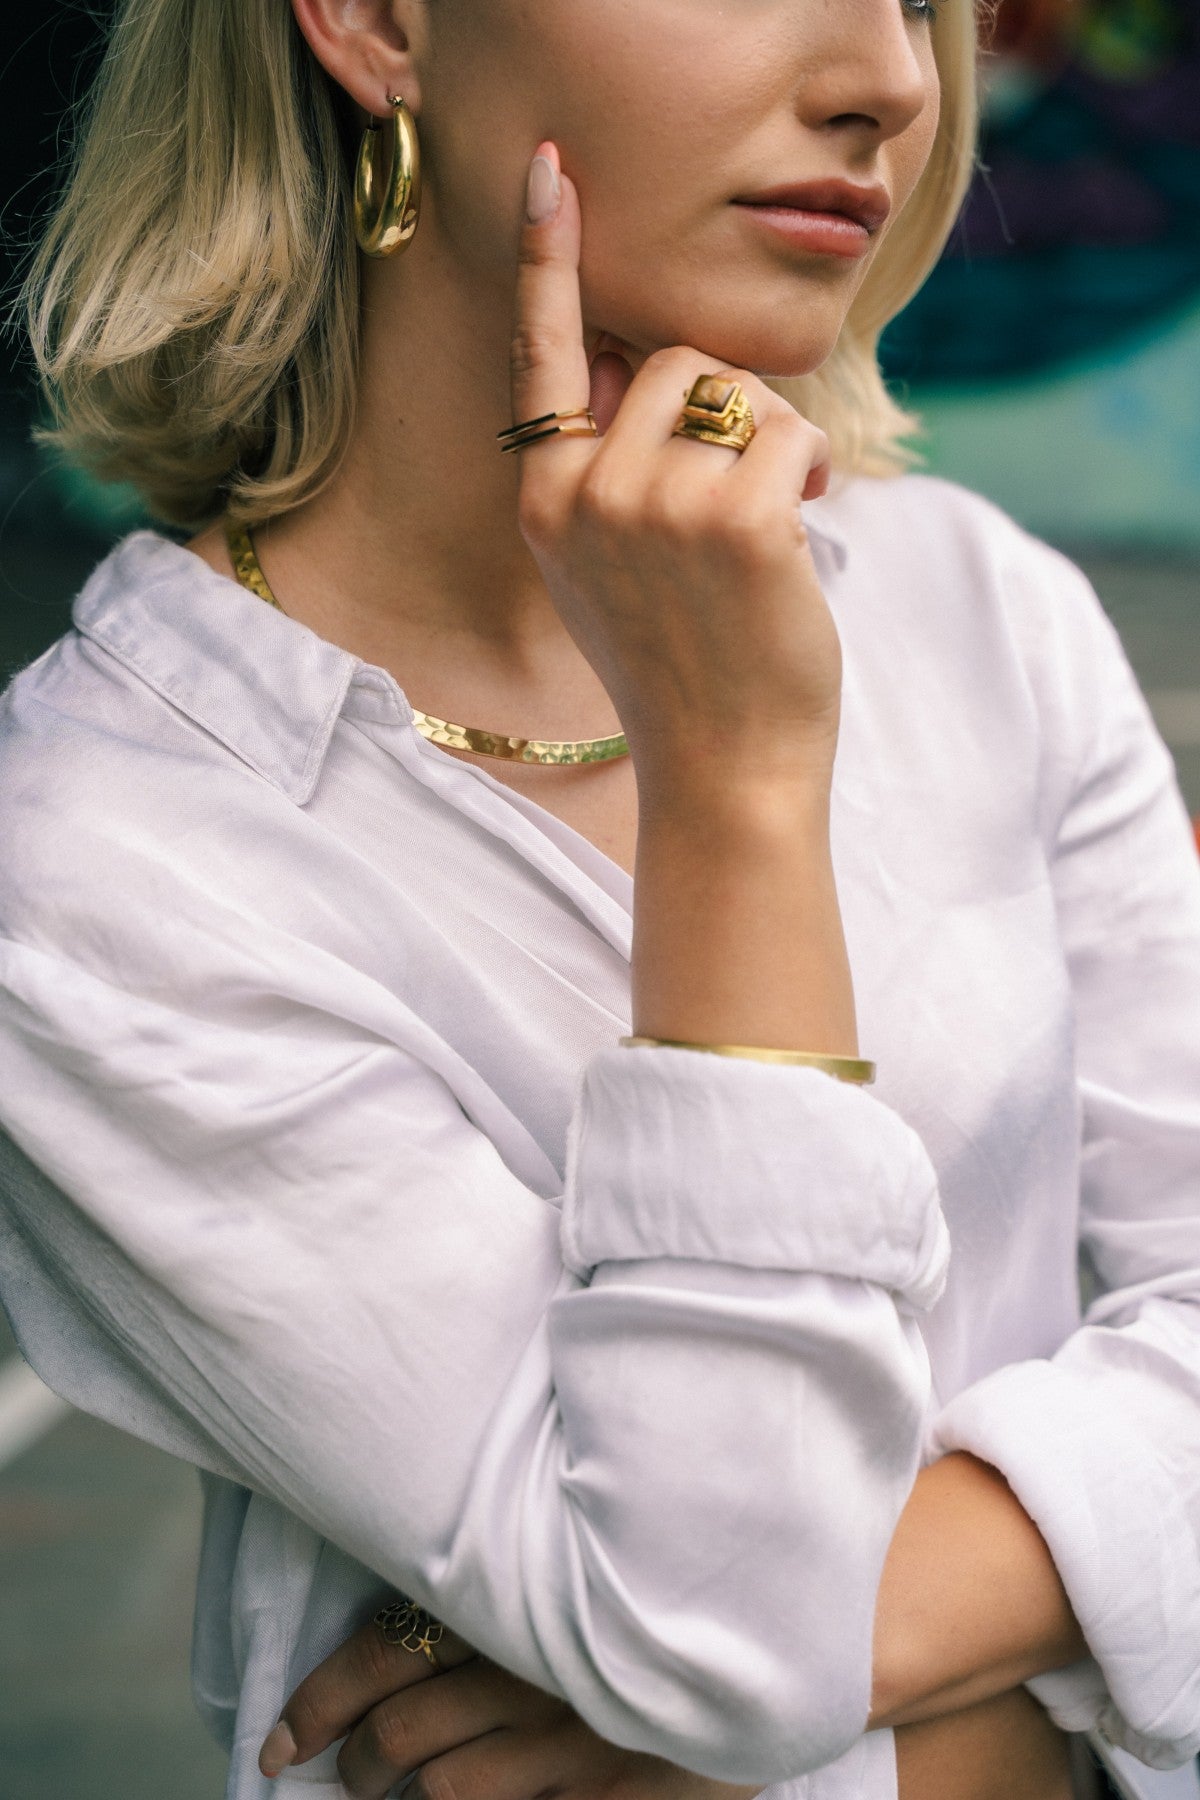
[259,1612,478,1777]
[507,141,594,464]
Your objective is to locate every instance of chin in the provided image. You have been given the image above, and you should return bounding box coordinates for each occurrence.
[696,308,848,380]
[594,307,847,382]
[686,334,842,382]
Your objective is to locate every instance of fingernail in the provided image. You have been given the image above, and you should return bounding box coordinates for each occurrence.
[526,151,561,223]
[259,1720,298,1777]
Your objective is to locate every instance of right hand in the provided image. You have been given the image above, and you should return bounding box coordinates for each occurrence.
[510,142,843,800]
[268,1613,1071,1800]
[266,1614,760,1800]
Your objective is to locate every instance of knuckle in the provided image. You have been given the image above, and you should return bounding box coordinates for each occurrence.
[719,499,776,551]
[642,345,695,378]
[337,1763,371,1800]
[285,1684,329,1750]
[771,404,810,442]
[516,228,560,266]
[785,409,831,464]
[353,1624,405,1687]
[642,478,701,539]
[365,1700,417,1768]
[411,1763,461,1800]
[517,482,565,549]
[509,323,570,380]
[575,465,635,528]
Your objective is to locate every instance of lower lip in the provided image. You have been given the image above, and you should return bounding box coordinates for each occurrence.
[734,204,873,259]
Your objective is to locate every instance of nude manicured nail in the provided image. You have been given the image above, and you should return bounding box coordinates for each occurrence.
[526,152,561,223]
[259,1720,298,1777]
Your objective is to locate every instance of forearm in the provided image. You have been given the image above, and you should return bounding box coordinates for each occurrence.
[869,1450,1087,1730]
[632,795,1078,1742]
[632,777,859,1054]
[894,1685,1074,1800]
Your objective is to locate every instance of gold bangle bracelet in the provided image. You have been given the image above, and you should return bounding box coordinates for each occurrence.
[618,1035,876,1085]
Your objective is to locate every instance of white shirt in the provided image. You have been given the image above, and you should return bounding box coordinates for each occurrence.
[0,474,1198,1800]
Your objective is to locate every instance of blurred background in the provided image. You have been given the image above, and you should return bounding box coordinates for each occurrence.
[0,2,1198,1795]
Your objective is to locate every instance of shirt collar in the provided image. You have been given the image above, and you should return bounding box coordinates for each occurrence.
[72,513,848,805]
[73,532,360,805]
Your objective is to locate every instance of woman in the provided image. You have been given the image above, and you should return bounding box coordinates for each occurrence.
[1,1,1198,1798]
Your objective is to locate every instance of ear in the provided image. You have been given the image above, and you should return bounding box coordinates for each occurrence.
[290,0,427,118]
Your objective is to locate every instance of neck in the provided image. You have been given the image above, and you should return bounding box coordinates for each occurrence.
[234,227,641,717]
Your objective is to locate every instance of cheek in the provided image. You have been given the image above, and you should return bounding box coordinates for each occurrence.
[424,11,706,269]
[896,69,943,207]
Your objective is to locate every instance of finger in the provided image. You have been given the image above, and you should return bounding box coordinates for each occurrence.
[336,1661,561,1800]
[412,1718,667,1800]
[724,409,832,518]
[508,141,593,470]
[584,346,729,469]
[419,1741,764,1800]
[263,1613,477,1774]
[599,354,791,476]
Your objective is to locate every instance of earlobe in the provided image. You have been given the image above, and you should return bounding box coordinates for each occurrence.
[289,0,421,122]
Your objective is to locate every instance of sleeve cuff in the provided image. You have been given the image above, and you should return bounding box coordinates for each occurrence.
[931,1358,1200,1768]
[560,1043,949,1310]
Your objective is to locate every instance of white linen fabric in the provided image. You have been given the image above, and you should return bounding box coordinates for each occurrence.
[0,472,1197,1800]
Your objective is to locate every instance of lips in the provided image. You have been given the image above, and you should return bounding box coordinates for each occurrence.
[734,180,891,234]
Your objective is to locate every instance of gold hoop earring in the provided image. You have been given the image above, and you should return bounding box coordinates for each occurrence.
[354,95,421,257]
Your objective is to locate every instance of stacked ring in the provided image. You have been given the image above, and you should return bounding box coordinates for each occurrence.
[672,375,756,452]
[374,1597,446,1669]
[497,406,599,454]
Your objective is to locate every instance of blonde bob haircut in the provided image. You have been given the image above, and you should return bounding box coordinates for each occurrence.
[25,1,980,531]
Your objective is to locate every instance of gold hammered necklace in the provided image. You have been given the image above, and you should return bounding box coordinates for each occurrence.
[224,520,631,767]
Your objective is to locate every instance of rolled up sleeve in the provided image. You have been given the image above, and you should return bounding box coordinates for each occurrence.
[0,854,946,1782]
[931,565,1200,1769]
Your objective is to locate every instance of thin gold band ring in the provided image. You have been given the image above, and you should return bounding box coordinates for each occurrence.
[497,406,599,454]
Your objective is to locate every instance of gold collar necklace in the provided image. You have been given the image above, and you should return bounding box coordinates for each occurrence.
[224,520,631,767]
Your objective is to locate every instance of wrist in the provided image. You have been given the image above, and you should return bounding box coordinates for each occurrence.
[629,718,839,828]
[868,1454,1087,1731]
[635,767,833,851]
[630,782,856,1054]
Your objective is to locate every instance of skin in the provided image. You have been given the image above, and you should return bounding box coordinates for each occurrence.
[181,0,1087,1792]
[260,1611,1078,1800]
[190,0,939,875]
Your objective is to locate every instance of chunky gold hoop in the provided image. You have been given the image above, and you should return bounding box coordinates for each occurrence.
[354,96,421,258]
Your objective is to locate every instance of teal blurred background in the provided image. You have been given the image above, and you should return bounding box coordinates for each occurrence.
[0,3,1197,1796]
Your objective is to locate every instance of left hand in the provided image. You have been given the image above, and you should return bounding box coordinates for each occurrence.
[264,1613,764,1800]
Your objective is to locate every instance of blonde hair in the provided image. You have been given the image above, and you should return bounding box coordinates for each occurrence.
[24,0,979,529]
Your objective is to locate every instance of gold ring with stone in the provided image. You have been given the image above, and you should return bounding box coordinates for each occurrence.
[672,375,757,453]
[374,1597,446,1669]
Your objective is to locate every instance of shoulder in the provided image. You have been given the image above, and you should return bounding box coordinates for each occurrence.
[819,469,1091,598]
[814,473,1166,837]
[0,531,221,774]
[818,469,1123,690]
[0,534,297,950]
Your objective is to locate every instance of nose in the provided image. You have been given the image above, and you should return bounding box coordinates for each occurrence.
[793,0,933,148]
